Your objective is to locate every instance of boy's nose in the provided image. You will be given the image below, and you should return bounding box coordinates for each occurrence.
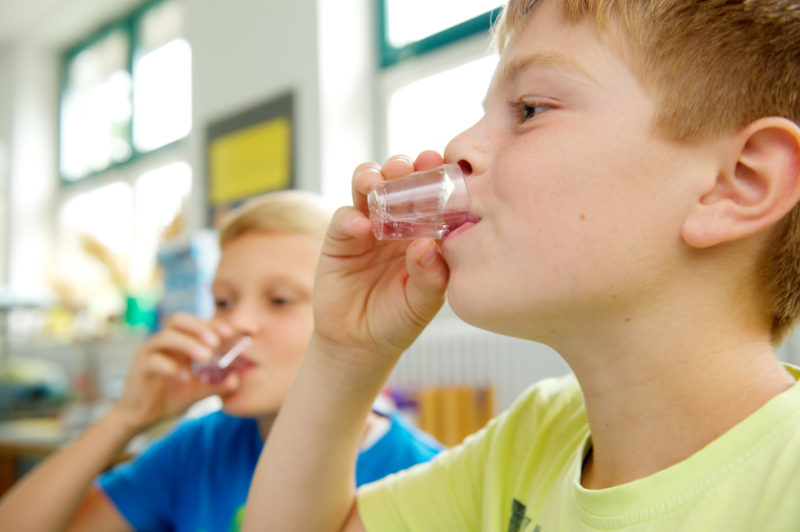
[443,117,489,178]
[226,304,261,337]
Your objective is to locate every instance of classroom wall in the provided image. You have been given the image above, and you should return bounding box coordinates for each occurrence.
[186,0,374,224]
[0,46,10,286]
[186,0,321,229]
[0,43,58,299]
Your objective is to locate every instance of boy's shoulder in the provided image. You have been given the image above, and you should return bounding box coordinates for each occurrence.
[504,372,585,427]
[461,372,589,469]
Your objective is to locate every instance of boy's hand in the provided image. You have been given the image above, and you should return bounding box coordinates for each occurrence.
[312,151,450,368]
[110,314,239,434]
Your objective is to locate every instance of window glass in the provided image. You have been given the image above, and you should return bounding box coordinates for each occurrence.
[386,54,498,158]
[60,31,132,182]
[130,161,192,287]
[60,182,134,254]
[133,0,191,152]
[58,160,191,290]
[385,0,501,48]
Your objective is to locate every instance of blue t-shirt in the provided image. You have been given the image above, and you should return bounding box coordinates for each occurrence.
[97,410,442,532]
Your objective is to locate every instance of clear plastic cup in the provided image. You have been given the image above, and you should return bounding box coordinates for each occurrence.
[193,333,252,384]
[367,163,472,240]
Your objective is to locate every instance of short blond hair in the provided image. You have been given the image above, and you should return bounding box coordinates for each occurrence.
[217,190,332,248]
[494,0,800,343]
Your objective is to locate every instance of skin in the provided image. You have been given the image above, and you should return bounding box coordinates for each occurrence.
[0,230,327,531]
[210,231,321,436]
[243,0,800,530]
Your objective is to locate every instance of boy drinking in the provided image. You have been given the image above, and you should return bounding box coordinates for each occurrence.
[244,1,800,530]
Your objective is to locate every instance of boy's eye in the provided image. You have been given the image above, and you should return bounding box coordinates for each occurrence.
[511,100,553,122]
[214,299,233,310]
[271,296,293,307]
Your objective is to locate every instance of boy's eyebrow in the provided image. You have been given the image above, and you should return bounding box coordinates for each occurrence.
[501,51,598,84]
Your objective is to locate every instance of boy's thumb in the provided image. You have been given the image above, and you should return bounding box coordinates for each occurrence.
[404,239,449,323]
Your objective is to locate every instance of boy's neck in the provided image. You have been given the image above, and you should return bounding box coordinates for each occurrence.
[575,340,794,490]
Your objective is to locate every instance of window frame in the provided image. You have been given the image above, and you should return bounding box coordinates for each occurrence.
[377,1,502,68]
[58,0,188,186]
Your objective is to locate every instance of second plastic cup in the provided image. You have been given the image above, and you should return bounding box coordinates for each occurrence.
[193,333,252,384]
[367,163,472,240]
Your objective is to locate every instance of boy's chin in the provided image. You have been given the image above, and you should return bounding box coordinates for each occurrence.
[221,396,280,419]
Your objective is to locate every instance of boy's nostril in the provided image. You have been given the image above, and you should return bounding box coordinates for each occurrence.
[458,160,473,176]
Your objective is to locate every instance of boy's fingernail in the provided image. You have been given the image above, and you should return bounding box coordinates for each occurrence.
[387,154,413,166]
[356,163,381,178]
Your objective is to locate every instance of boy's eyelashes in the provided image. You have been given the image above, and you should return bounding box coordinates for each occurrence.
[214,298,233,310]
[212,294,305,311]
[270,296,295,307]
[508,99,555,123]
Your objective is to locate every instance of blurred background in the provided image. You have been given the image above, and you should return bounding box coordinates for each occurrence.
[0,0,797,492]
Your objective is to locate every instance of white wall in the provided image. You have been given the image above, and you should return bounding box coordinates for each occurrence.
[3,43,58,300]
[0,46,11,285]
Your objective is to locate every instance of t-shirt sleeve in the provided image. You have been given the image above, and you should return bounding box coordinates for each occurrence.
[96,424,188,531]
[357,414,497,532]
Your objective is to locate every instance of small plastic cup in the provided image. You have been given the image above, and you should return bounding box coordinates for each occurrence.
[367,163,472,240]
[193,334,252,384]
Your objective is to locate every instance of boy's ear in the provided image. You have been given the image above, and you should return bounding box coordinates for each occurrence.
[681,117,800,249]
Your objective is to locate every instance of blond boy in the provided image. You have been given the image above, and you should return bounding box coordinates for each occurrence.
[0,191,440,531]
[244,0,800,530]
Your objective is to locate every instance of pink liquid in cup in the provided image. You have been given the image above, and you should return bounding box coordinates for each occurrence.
[193,334,252,384]
[367,164,473,240]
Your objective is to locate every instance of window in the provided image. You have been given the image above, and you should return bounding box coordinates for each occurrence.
[57,160,192,296]
[59,0,190,183]
[53,0,192,325]
[385,54,498,158]
[59,29,132,181]
[132,1,191,152]
[379,0,502,67]
[378,1,501,160]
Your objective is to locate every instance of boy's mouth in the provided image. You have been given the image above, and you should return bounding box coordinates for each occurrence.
[228,355,256,373]
[444,215,480,240]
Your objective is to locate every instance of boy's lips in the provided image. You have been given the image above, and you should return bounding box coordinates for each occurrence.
[228,355,256,373]
[444,216,480,241]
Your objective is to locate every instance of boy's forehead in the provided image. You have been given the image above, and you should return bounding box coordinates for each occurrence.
[498,50,598,85]
[494,0,617,87]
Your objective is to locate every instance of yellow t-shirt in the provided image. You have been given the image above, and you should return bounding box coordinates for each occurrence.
[358,365,800,531]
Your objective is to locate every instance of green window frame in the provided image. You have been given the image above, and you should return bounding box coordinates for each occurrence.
[58,0,188,184]
[377,1,503,68]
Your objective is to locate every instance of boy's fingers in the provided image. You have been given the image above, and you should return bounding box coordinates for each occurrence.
[163,313,222,349]
[146,329,214,363]
[381,155,415,179]
[323,207,374,257]
[352,162,382,211]
[414,150,445,171]
[404,239,449,324]
[144,352,183,378]
[351,153,443,213]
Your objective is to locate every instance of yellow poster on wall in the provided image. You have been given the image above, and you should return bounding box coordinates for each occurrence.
[208,116,291,206]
